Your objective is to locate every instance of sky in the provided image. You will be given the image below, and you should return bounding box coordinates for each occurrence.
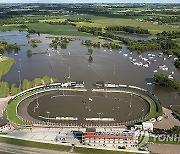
[0,0,179,3]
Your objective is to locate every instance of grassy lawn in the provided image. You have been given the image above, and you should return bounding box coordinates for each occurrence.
[0,136,136,154]
[0,81,10,97]
[144,96,162,120]
[76,17,179,35]
[0,136,71,152]
[0,24,23,31]
[0,57,15,80]
[1,14,178,36]
[6,92,34,125]
[26,23,92,37]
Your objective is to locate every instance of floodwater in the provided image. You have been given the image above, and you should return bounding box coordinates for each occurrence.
[112,32,157,40]
[1,30,179,111]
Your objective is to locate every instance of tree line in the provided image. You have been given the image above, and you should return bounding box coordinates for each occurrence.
[0,41,20,55]
[154,73,180,90]
[78,26,180,57]
[105,26,150,35]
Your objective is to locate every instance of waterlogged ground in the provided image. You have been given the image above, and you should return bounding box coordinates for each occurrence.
[0,31,179,110]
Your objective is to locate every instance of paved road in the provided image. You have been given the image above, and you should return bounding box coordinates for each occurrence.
[148,143,180,154]
[154,107,180,129]
[0,96,12,117]
[0,143,74,154]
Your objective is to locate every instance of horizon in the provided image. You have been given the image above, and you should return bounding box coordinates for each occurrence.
[0,0,179,4]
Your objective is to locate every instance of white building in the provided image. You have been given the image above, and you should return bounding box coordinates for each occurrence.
[142,121,153,132]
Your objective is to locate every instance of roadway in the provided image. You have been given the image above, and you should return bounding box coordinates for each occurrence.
[0,143,73,154]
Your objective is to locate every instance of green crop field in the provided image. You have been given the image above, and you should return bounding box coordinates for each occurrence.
[0,57,15,80]
[27,23,93,36]
[76,18,179,34]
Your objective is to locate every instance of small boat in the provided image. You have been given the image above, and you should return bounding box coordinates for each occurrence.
[168,55,172,58]
[147,82,153,85]
[143,64,149,68]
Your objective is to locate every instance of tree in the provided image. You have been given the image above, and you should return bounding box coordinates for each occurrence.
[174,59,180,69]
[88,55,93,62]
[88,48,93,55]
[27,50,32,57]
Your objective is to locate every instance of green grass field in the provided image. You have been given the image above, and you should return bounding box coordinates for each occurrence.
[0,57,15,80]
[0,81,10,97]
[6,91,34,125]
[76,18,179,34]
[1,14,179,35]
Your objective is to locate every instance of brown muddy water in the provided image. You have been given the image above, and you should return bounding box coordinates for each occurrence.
[1,31,179,122]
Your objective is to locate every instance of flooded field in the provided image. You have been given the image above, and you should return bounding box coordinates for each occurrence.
[1,30,179,110]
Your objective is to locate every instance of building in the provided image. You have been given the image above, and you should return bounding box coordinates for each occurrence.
[83,129,138,148]
[68,81,85,88]
[142,121,153,132]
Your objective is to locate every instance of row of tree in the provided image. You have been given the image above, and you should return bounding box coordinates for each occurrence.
[49,37,74,49]
[81,40,100,48]
[105,26,150,35]
[153,73,180,90]
[78,26,180,56]
[0,41,20,55]
[0,76,58,97]
[28,39,42,48]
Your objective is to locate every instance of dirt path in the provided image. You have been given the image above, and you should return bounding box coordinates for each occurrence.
[0,56,8,63]
[0,96,12,117]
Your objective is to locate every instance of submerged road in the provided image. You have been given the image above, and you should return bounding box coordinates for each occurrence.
[0,143,73,154]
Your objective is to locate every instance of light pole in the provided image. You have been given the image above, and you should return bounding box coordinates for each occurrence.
[19,59,22,69]
[105,88,107,98]
[47,111,50,123]
[97,113,103,126]
[18,70,21,85]
[129,93,132,108]
[68,66,71,79]
[142,109,145,119]
[113,65,116,75]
